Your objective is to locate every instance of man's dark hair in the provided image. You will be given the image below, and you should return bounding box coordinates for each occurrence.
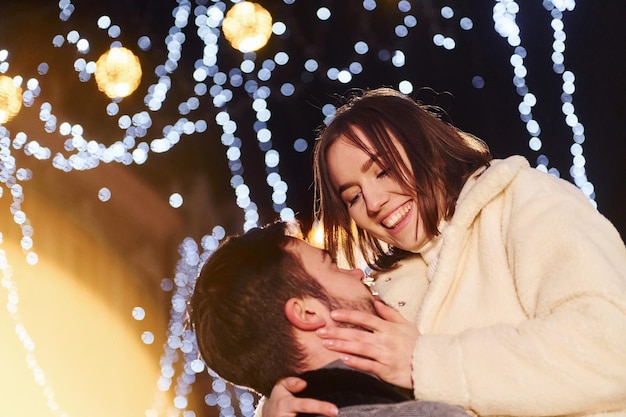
[190,221,331,396]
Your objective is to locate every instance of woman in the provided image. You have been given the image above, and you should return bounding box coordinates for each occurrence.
[262,87,626,417]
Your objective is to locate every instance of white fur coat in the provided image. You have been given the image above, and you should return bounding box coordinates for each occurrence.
[374,156,626,416]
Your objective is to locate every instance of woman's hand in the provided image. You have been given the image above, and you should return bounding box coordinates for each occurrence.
[261,377,338,417]
[316,299,419,389]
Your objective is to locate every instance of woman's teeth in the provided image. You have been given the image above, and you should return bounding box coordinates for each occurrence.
[382,201,411,228]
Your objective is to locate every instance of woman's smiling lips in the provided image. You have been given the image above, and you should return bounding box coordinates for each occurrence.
[381,200,413,229]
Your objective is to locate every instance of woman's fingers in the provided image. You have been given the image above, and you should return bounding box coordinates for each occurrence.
[328,309,385,331]
[321,337,380,357]
[373,299,407,322]
[327,300,413,332]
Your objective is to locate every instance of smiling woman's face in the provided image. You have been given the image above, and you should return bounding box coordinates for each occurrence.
[326,130,429,253]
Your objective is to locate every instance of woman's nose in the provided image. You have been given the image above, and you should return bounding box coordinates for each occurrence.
[363,186,388,215]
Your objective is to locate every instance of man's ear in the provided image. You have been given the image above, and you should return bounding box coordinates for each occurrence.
[284,298,326,330]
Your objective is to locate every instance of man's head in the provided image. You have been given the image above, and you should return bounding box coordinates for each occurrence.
[190,221,374,396]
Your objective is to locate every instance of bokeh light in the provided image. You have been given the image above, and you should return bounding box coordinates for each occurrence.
[95,46,142,98]
[222,2,273,53]
[0,75,23,123]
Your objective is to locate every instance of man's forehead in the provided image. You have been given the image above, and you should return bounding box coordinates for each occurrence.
[285,236,304,249]
[286,237,314,253]
[284,237,308,257]
[285,238,325,264]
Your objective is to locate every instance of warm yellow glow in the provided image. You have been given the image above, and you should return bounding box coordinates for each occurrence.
[0,234,171,416]
[0,75,23,123]
[223,1,273,53]
[307,221,325,249]
[307,221,370,269]
[95,46,142,98]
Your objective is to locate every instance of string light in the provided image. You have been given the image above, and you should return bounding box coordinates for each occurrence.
[541,0,595,205]
[492,0,595,205]
[1,250,67,417]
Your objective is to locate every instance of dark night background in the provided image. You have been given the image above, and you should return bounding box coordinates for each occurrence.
[1,0,623,239]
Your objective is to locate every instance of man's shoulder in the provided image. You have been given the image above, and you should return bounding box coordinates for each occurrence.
[338,400,471,417]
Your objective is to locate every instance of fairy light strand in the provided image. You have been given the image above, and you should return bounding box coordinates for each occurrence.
[0,249,68,417]
[492,0,554,175]
[492,0,596,206]
[542,0,596,206]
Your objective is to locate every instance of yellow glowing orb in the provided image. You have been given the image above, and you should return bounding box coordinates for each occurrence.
[307,220,325,249]
[95,46,142,99]
[0,75,23,124]
[223,1,273,53]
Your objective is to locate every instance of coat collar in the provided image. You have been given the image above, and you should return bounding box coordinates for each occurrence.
[295,360,412,410]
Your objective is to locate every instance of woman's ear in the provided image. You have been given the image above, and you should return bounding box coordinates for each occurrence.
[284,298,327,330]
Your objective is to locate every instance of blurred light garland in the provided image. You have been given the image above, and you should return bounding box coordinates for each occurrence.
[0,249,67,417]
[0,0,599,416]
[492,0,596,205]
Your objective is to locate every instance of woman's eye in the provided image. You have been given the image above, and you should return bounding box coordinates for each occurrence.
[377,169,388,179]
[348,193,361,207]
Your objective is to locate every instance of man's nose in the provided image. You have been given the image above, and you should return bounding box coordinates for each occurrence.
[348,267,365,281]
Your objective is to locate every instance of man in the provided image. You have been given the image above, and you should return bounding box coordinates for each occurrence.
[190,221,470,417]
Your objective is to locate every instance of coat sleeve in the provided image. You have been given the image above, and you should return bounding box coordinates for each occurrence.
[337,400,473,417]
[411,169,626,416]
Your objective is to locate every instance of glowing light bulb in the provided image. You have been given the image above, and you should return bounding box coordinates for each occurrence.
[94,46,142,98]
[223,2,273,53]
[307,221,325,249]
[0,75,23,123]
